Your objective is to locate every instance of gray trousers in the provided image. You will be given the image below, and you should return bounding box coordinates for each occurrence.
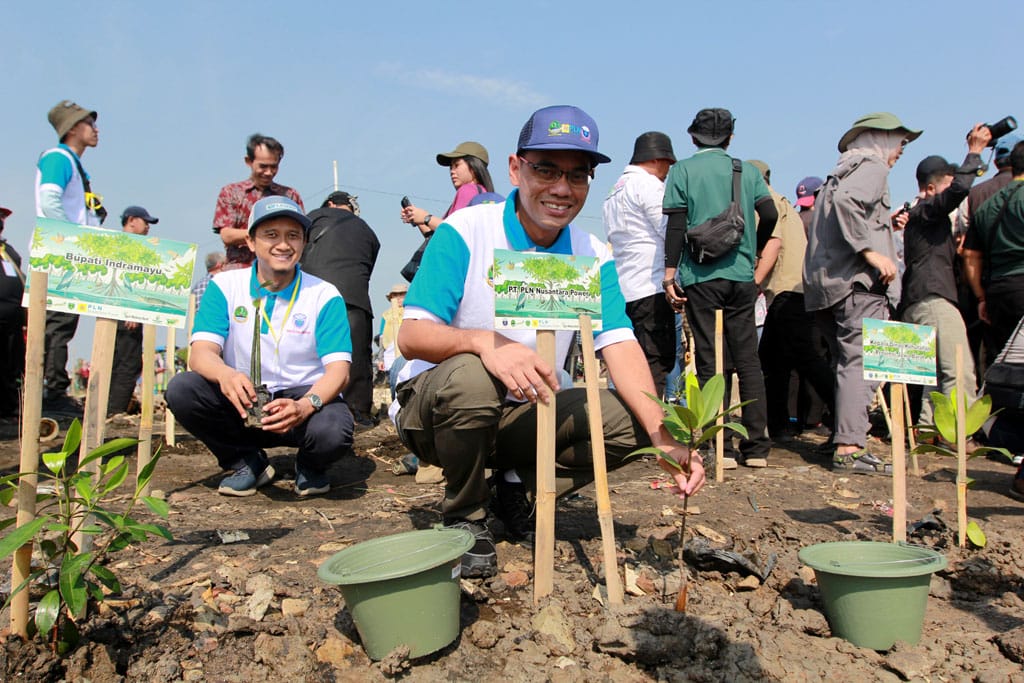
[902,295,977,425]
[817,290,888,448]
[395,353,648,522]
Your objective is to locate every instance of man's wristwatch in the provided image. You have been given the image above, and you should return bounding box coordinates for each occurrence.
[304,393,323,412]
[422,214,433,228]
[662,279,676,289]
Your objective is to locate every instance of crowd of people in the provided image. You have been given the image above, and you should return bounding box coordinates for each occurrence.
[5,97,1022,577]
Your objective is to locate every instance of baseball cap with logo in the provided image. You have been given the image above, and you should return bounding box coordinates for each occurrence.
[48,100,97,140]
[248,196,311,234]
[517,105,611,165]
[794,176,823,208]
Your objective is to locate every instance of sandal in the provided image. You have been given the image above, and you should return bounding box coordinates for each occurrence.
[832,448,892,476]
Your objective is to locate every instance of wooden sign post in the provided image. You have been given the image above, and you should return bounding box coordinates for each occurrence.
[534,330,557,603]
[578,315,624,605]
[714,310,725,482]
[164,326,177,447]
[891,383,907,542]
[11,271,48,637]
[955,345,968,548]
[137,324,157,496]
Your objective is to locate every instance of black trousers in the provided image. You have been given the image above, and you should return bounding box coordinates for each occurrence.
[108,321,143,415]
[0,316,25,416]
[625,293,677,400]
[43,311,78,397]
[758,291,834,436]
[986,274,1024,365]
[683,278,770,460]
[346,306,373,417]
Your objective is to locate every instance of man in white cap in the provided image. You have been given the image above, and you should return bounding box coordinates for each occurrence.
[35,100,102,414]
[166,196,354,498]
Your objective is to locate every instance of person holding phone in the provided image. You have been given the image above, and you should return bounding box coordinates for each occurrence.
[400,141,495,234]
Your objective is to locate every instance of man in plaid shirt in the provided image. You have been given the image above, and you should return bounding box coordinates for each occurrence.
[213,133,303,270]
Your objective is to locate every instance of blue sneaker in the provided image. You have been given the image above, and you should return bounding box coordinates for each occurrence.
[218,456,275,497]
[295,466,330,497]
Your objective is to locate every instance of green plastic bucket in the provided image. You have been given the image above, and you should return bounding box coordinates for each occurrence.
[798,541,947,650]
[317,527,473,660]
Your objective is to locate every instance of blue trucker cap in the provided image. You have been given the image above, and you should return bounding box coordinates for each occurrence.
[517,105,611,165]
[247,196,311,234]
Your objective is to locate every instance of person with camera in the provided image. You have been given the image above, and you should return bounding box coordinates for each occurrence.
[900,124,991,428]
[661,108,778,469]
[803,112,921,474]
[166,196,355,498]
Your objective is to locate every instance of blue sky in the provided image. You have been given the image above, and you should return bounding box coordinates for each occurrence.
[2,0,1021,364]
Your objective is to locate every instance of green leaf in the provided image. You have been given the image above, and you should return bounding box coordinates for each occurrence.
[101,455,125,477]
[671,405,699,432]
[965,395,993,436]
[62,419,83,454]
[628,446,668,459]
[698,375,726,428]
[79,438,139,470]
[932,391,956,443]
[966,521,987,548]
[42,450,68,475]
[74,477,94,506]
[142,496,170,518]
[102,460,130,494]
[60,552,92,619]
[967,445,1014,462]
[721,421,749,439]
[0,517,48,561]
[131,522,173,541]
[0,517,16,532]
[136,449,162,487]
[684,373,700,419]
[89,564,121,593]
[0,488,14,507]
[34,589,61,638]
[910,443,958,458]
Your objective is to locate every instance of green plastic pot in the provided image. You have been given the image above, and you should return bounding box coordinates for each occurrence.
[317,527,473,660]
[798,541,947,650]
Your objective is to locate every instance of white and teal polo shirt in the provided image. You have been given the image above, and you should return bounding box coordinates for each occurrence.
[192,264,352,393]
[398,189,635,386]
[35,144,100,226]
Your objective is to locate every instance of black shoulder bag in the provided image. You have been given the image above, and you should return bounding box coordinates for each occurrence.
[684,158,744,264]
[69,152,107,225]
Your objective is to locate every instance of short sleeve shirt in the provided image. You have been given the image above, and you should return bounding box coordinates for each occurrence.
[213,180,304,265]
[662,148,770,286]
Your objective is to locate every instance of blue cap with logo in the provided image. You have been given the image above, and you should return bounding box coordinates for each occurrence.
[517,105,611,165]
[247,196,311,234]
[995,134,1022,164]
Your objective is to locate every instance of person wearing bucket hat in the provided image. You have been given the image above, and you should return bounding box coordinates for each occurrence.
[166,195,355,498]
[107,205,163,416]
[392,104,705,579]
[603,131,679,398]
[662,108,779,469]
[900,124,991,432]
[400,141,496,236]
[35,99,103,416]
[803,111,921,475]
[302,190,381,429]
[0,205,25,419]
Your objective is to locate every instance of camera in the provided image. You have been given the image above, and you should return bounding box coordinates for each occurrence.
[977,116,1017,147]
[244,383,273,428]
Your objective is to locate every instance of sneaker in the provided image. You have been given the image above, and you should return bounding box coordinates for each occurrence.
[295,465,330,497]
[218,455,275,496]
[832,449,892,476]
[494,478,535,547]
[445,519,497,579]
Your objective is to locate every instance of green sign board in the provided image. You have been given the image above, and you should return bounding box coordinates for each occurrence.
[24,218,198,328]
[492,249,601,331]
[862,318,937,386]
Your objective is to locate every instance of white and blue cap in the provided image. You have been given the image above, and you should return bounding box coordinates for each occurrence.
[517,105,611,165]
[247,196,311,234]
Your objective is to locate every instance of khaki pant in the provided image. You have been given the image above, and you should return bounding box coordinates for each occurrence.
[396,353,648,521]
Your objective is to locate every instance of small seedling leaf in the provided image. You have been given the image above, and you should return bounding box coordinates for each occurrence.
[966,521,987,548]
[34,589,60,638]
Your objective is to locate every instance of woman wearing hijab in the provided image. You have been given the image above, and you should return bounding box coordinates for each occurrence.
[400,141,495,235]
[803,112,921,475]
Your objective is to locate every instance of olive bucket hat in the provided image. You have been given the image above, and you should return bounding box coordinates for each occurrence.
[838,112,922,153]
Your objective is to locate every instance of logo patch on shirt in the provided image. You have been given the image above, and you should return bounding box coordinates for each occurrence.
[293,313,307,329]
[233,306,248,322]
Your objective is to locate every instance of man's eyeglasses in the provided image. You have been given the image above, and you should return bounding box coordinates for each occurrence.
[518,156,593,187]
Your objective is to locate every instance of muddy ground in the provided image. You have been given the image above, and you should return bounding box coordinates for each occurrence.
[1,396,1023,682]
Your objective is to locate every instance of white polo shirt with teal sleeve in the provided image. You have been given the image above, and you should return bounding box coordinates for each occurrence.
[192,264,352,394]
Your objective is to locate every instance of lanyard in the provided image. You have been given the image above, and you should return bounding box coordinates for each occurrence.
[257,272,301,347]
[250,273,301,384]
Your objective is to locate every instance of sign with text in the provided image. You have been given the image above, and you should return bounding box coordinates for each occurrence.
[25,218,198,328]
[863,318,937,385]
[493,249,602,331]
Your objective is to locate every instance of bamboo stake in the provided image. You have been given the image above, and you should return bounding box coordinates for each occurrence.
[955,345,968,548]
[164,326,177,447]
[137,324,157,496]
[578,315,623,605]
[875,385,893,437]
[534,329,557,604]
[11,271,47,637]
[891,383,907,543]
[714,310,724,482]
[903,384,919,476]
[73,317,117,553]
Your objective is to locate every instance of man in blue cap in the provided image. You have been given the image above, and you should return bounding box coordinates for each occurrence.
[166,196,355,497]
[393,105,706,578]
